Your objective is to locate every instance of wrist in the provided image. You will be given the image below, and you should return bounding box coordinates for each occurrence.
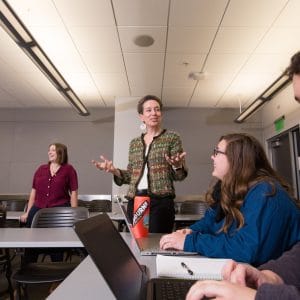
[260,270,283,285]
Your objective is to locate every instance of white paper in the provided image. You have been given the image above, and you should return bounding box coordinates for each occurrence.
[156,255,229,280]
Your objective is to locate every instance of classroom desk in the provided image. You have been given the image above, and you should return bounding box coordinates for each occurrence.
[48,233,156,300]
[0,227,83,248]
[0,226,198,299]
[0,227,84,299]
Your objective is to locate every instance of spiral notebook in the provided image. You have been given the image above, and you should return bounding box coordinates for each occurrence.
[156,255,229,280]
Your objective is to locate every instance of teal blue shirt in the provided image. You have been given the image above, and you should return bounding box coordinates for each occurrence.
[184,181,300,266]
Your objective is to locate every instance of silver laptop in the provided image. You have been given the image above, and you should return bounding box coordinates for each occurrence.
[117,200,197,256]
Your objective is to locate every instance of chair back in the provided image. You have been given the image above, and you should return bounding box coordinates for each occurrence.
[31,207,89,228]
[180,201,208,217]
[78,199,111,212]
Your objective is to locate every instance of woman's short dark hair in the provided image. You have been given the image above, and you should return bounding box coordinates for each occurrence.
[286,51,300,78]
[50,143,68,165]
[137,95,163,114]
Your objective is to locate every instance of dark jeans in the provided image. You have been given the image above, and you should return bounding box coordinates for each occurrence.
[24,204,70,263]
[127,196,175,233]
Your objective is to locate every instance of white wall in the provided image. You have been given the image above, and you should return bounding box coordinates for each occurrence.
[0,107,114,194]
[0,105,263,198]
[113,97,140,196]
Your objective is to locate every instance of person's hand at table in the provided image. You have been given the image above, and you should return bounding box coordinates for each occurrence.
[20,212,28,223]
[222,259,283,288]
[159,230,188,250]
[186,280,256,300]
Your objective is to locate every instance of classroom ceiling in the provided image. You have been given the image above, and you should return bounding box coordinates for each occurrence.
[0,0,299,114]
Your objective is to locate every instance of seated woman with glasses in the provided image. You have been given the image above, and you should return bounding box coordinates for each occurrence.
[160,133,300,266]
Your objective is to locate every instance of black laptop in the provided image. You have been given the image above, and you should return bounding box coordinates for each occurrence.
[74,213,197,300]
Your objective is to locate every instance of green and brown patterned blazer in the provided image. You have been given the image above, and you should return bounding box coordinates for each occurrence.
[114,129,188,200]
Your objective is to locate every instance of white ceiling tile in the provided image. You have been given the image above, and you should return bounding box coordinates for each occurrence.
[68,26,121,52]
[169,0,228,26]
[54,0,115,26]
[211,27,267,53]
[164,53,206,84]
[162,87,193,106]
[62,72,104,103]
[81,52,125,73]
[124,53,164,90]
[25,26,77,55]
[274,0,300,26]
[112,0,169,26]
[130,86,161,97]
[165,54,206,70]
[163,71,198,88]
[93,73,130,97]
[222,0,287,26]
[219,73,276,107]
[168,27,217,53]
[191,73,235,107]
[1,0,299,112]
[204,54,249,74]
[7,0,62,27]
[255,27,300,54]
[241,54,291,74]
[118,27,167,52]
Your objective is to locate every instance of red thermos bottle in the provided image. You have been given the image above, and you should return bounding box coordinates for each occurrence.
[132,195,150,238]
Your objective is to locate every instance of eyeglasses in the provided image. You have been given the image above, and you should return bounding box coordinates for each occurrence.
[213,147,226,157]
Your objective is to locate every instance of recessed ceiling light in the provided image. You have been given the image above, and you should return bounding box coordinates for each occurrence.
[134,35,154,47]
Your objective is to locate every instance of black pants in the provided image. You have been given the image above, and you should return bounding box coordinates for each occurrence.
[127,196,175,233]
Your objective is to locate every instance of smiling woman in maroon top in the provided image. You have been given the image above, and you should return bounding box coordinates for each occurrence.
[21,143,78,226]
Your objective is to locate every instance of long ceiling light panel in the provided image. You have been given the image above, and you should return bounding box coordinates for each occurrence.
[234,73,291,123]
[0,0,90,116]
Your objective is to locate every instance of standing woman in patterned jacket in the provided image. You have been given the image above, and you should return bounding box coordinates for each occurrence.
[92,95,188,233]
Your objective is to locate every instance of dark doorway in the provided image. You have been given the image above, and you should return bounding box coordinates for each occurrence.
[268,126,300,200]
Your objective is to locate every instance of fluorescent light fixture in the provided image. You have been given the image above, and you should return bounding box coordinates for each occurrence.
[235,98,264,123]
[0,1,32,43]
[0,0,90,116]
[65,90,90,116]
[260,73,291,100]
[234,73,291,123]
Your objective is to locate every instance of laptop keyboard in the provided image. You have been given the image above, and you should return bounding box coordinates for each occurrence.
[154,278,196,300]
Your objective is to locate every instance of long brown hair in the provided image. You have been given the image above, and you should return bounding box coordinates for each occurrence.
[49,143,68,165]
[206,133,295,233]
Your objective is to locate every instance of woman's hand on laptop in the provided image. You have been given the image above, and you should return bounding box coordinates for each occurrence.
[176,228,192,234]
[159,231,188,250]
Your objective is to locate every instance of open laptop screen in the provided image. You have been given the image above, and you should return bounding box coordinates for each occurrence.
[75,214,147,300]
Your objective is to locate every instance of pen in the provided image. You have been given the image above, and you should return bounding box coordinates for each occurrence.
[181,262,194,276]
